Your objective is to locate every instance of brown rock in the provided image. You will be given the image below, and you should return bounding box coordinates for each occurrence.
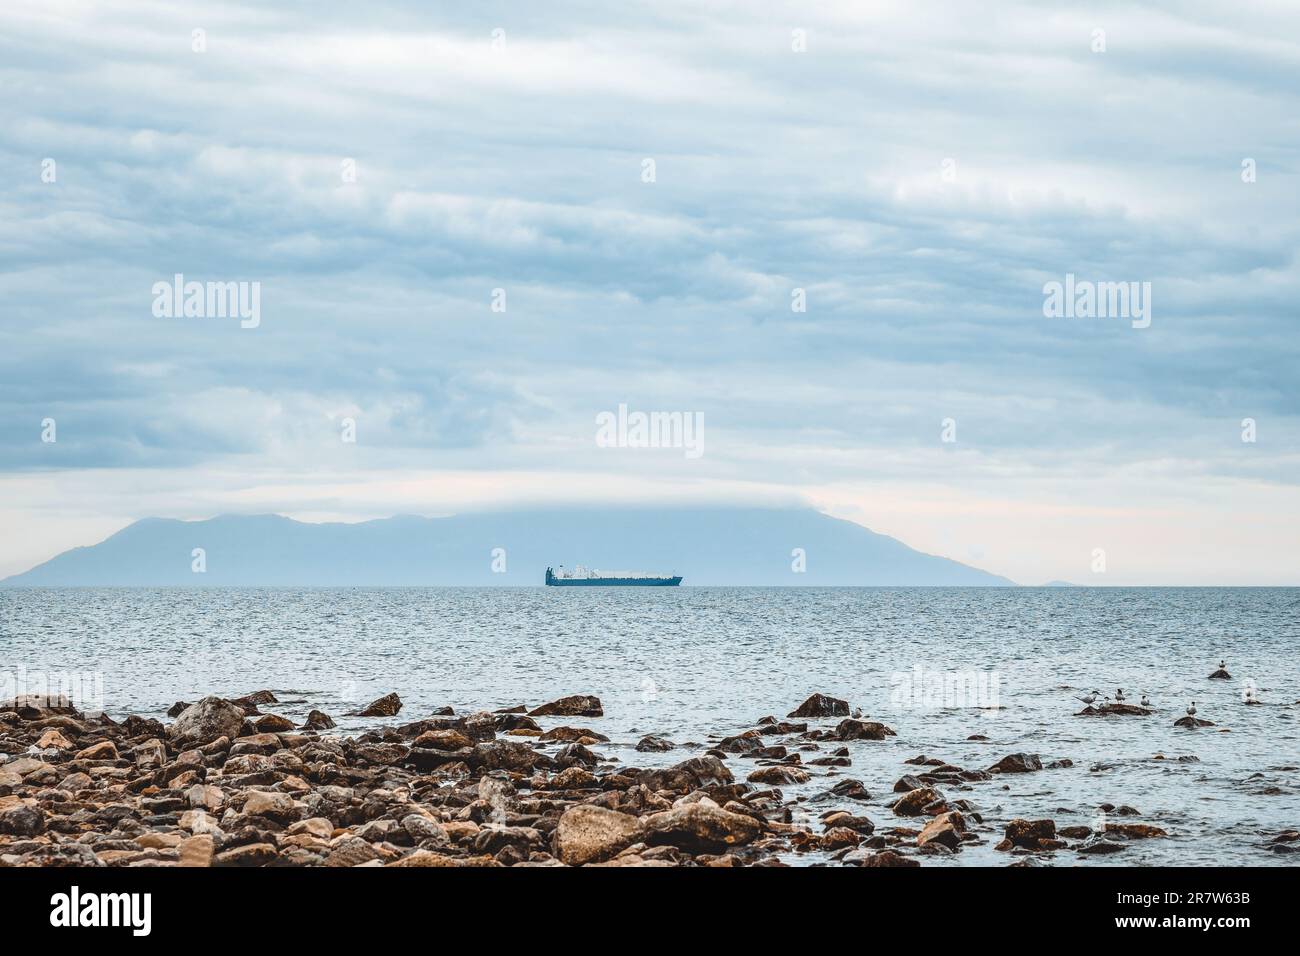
[892,787,945,817]
[36,729,74,750]
[349,693,402,718]
[787,693,850,718]
[177,834,214,867]
[528,695,603,718]
[169,697,246,746]
[635,734,675,752]
[831,719,895,741]
[747,765,810,785]
[254,713,295,733]
[1104,822,1168,839]
[1004,818,1057,848]
[917,810,967,850]
[988,753,1043,773]
[302,709,336,731]
[75,740,118,761]
[214,842,278,867]
[642,803,761,852]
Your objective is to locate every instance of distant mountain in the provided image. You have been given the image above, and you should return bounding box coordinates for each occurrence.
[1,508,1015,587]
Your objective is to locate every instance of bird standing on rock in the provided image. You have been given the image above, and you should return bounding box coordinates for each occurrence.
[1140,694,1150,707]
[1075,690,1101,706]
[1115,689,1126,703]
[1187,702,1197,717]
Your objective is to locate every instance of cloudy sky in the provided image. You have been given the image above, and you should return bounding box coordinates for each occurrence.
[2,0,1298,584]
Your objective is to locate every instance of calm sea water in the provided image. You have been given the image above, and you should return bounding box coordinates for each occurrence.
[3,587,1298,866]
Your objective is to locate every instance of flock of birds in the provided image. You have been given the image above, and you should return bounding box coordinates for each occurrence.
[1074,661,1257,717]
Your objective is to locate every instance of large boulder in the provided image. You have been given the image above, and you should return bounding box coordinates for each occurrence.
[831,719,895,741]
[1004,818,1056,848]
[169,697,246,747]
[642,803,761,852]
[988,753,1042,774]
[553,805,644,866]
[348,693,402,718]
[787,693,850,718]
[636,756,733,793]
[892,787,945,817]
[917,810,966,850]
[528,695,603,718]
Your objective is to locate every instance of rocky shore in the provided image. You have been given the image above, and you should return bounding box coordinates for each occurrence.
[2,690,1293,867]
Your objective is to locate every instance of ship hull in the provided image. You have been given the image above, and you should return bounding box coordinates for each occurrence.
[546,576,682,587]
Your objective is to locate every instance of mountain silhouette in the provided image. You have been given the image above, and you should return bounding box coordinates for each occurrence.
[1,508,1014,586]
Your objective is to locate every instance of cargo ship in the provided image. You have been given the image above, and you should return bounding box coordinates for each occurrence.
[545,565,682,586]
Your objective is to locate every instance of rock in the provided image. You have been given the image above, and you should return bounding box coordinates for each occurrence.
[75,740,118,761]
[325,837,383,867]
[827,779,871,801]
[412,728,473,751]
[787,693,850,718]
[469,740,543,772]
[894,774,926,793]
[1104,823,1168,839]
[254,713,295,733]
[214,842,278,867]
[1174,716,1215,728]
[243,790,297,820]
[831,719,895,741]
[988,753,1042,774]
[169,696,246,746]
[747,765,810,785]
[349,693,402,718]
[892,787,945,817]
[400,814,446,844]
[133,738,166,769]
[528,695,603,718]
[549,766,599,790]
[35,729,74,750]
[552,806,645,866]
[0,800,44,836]
[1003,818,1057,848]
[538,725,608,743]
[1077,837,1127,855]
[302,709,336,731]
[642,803,761,852]
[636,756,734,793]
[857,849,920,867]
[1208,668,1231,680]
[177,834,214,867]
[823,826,862,849]
[1075,703,1152,717]
[917,811,966,850]
[167,701,190,717]
[184,783,225,812]
[635,734,675,752]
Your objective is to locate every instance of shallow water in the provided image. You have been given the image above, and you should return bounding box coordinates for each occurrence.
[3,586,1297,866]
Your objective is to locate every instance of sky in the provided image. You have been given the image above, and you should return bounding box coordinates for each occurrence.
[1,0,1298,584]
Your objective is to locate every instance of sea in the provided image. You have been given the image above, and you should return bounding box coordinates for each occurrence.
[3,586,1297,866]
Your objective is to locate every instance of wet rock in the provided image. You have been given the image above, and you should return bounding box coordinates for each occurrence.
[988,753,1042,774]
[1208,668,1231,680]
[469,740,544,772]
[553,805,644,866]
[642,803,761,852]
[167,701,190,718]
[302,709,336,731]
[254,714,295,733]
[823,811,875,834]
[528,695,603,718]
[830,719,895,741]
[636,756,734,793]
[827,779,871,801]
[788,693,850,718]
[1003,818,1056,848]
[1174,716,1215,728]
[1075,703,1152,717]
[747,765,810,785]
[1058,825,1091,839]
[892,787,945,817]
[853,849,920,867]
[169,697,247,747]
[349,693,402,718]
[635,734,675,752]
[917,810,966,850]
[1104,822,1168,839]
[1077,836,1127,855]
[894,774,927,793]
[538,725,608,744]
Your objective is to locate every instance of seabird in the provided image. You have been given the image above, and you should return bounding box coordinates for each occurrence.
[1186,702,1197,717]
[1115,689,1126,703]
[1140,694,1150,707]
[1075,691,1101,705]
